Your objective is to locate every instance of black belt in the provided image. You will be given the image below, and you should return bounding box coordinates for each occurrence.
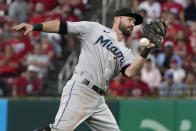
[82,79,105,96]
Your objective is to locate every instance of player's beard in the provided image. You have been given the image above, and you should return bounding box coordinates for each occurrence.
[119,21,133,37]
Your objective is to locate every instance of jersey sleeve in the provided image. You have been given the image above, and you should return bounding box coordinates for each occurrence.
[120,48,137,76]
[67,21,95,35]
[120,48,136,69]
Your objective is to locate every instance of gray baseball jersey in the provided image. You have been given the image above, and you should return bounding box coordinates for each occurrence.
[68,21,135,91]
[50,21,135,131]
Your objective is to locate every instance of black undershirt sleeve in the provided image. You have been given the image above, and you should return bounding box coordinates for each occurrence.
[58,19,68,34]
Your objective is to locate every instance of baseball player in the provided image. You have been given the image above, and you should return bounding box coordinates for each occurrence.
[11,8,167,131]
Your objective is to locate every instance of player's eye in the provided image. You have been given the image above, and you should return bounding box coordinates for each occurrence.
[128,18,132,21]
[128,17,136,25]
[129,17,135,22]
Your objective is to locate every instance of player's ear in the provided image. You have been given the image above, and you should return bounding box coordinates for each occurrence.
[113,16,120,23]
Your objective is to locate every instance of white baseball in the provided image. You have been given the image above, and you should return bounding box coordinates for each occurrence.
[140,38,149,46]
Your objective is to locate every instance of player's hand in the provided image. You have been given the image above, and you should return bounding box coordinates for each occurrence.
[11,23,33,35]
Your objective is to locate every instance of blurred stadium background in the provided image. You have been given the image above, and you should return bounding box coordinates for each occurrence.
[0,0,195,131]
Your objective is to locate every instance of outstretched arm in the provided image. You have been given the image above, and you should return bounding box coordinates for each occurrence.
[11,20,61,35]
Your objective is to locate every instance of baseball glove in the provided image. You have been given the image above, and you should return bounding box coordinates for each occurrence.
[142,18,167,48]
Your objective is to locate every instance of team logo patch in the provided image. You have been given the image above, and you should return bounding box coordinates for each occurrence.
[94,35,125,66]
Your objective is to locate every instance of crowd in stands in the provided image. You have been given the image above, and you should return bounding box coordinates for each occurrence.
[0,0,88,97]
[0,0,195,98]
[109,0,196,98]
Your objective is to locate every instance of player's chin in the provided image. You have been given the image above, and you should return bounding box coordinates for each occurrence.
[122,30,131,36]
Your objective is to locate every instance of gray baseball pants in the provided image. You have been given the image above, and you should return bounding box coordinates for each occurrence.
[50,75,120,131]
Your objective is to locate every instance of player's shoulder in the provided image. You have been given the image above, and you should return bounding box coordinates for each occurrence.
[84,21,113,30]
[79,21,102,27]
[79,21,107,31]
[81,21,114,33]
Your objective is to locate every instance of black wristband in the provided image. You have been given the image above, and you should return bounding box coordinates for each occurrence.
[32,24,43,31]
[140,48,151,59]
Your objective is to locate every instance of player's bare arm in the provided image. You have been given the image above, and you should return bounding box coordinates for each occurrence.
[11,20,60,35]
[125,42,155,78]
